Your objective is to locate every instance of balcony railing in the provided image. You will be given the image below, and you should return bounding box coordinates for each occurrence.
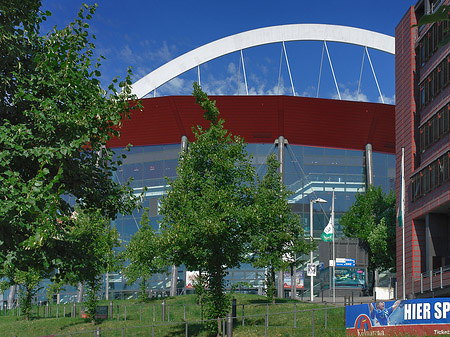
[412,265,450,294]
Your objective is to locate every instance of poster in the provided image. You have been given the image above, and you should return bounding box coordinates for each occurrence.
[346,298,450,336]
[185,271,199,289]
[283,271,304,289]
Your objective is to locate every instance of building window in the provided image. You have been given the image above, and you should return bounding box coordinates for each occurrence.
[412,150,450,201]
[416,17,450,68]
[418,102,450,152]
[417,53,450,112]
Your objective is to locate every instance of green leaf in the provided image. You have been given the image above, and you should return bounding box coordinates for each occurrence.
[0,0,140,314]
[415,5,450,27]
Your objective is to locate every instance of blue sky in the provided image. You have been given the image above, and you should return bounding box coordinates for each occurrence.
[40,0,417,103]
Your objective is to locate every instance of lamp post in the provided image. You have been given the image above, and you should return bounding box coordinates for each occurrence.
[309,197,327,302]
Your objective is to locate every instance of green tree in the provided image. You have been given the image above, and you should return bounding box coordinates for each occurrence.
[0,1,139,314]
[7,267,42,320]
[339,185,396,289]
[248,153,311,304]
[122,209,165,301]
[159,83,255,335]
[62,208,121,323]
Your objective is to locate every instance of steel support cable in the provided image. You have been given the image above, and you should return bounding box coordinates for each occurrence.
[282,42,296,96]
[197,65,201,87]
[324,41,341,100]
[357,47,366,100]
[316,42,325,98]
[241,50,249,95]
[133,24,394,98]
[365,47,384,103]
[237,51,241,95]
[277,42,284,95]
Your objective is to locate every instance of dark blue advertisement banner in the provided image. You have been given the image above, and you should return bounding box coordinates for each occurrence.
[346,298,450,336]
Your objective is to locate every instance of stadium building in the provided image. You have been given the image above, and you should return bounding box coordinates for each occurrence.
[104,24,397,300]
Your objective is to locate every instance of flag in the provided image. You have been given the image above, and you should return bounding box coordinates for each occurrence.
[321,217,333,242]
[396,207,402,227]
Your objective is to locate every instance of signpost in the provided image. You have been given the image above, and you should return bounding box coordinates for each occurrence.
[307,263,316,277]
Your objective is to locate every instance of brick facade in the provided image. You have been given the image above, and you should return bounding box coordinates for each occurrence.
[396,2,450,299]
[396,6,418,298]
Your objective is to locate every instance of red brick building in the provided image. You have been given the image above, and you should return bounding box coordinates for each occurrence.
[396,0,450,298]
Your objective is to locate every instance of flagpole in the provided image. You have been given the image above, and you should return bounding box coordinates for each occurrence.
[402,147,405,300]
[332,188,335,303]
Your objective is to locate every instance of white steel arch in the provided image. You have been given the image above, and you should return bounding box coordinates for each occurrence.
[132,24,395,99]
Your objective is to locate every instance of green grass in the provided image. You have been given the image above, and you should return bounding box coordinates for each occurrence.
[0,294,347,336]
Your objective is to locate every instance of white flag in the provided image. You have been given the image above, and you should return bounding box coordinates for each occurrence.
[321,217,333,242]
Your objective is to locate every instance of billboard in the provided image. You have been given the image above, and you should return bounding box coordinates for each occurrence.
[346,298,450,336]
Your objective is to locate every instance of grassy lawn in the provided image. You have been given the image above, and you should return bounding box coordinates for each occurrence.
[0,294,346,336]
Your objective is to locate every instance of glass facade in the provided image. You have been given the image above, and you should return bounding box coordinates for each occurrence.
[109,142,395,295]
[320,267,366,290]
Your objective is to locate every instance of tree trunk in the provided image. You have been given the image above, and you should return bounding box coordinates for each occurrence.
[140,277,147,301]
[77,282,84,303]
[24,283,33,321]
[210,268,225,336]
[7,285,16,310]
[91,285,96,325]
[208,254,227,337]
[271,268,276,304]
[170,265,177,296]
[369,256,376,296]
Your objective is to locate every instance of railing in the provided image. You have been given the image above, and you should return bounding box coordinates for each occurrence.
[412,265,450,294]
[24,303,345,337]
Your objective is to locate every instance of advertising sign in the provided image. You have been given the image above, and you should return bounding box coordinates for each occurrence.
[336,258,355,267]
[185,271,199,289]
[283,271,304,289]
[346,298,450,336]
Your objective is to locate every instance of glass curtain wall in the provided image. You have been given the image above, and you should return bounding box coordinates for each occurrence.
[110,143,395,296]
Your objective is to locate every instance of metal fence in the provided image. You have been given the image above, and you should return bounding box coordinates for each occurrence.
[1,301,347,337]
[413,265,450,294]
[46,305,346,337]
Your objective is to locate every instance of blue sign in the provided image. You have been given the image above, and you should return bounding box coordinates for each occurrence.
[336,258,355,267]
[318,262,324,271]
[346,298,450,336]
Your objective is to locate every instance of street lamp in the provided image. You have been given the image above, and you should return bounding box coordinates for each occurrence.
[309,197,327,302]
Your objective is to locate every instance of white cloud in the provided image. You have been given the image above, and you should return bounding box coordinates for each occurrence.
[301,86,317,98]
[145,41,174,63]
[334,88,369,102]
[329,83,369,102]
[120,45,133,59]
[378,94,395,105]
[119,41,177,72]
[227,62,237,74]
[139,58,394,103]
[159,77,187,95]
